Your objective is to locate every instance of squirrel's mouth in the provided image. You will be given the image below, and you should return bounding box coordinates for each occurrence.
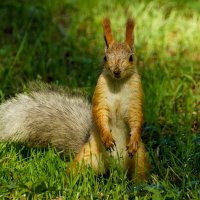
[113,71,121,78]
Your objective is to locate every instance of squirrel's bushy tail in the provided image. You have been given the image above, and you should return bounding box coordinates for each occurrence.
[0,91,92,156]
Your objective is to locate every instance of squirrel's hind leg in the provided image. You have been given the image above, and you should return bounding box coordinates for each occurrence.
[126,142,150,183]
[68,134,105,174]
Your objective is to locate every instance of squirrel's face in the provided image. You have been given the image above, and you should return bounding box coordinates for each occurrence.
[102,17,135,80]
[103,42,135,79]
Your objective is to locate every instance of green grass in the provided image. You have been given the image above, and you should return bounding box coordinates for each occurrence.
[0,0,200,199]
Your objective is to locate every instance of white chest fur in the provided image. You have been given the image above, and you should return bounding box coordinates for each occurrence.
[105,77,134,158]
[107,81,131,125]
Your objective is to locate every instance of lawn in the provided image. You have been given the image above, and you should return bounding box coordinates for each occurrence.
[0,0,199,199]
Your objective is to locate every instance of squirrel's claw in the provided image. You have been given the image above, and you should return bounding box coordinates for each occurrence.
[128,151,134,159]
[101,134,116,151]
[126,133,140,158]
[126,140,138,158]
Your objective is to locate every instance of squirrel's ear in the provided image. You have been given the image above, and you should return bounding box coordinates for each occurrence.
[125,18,135,49]
[102,17,114,47]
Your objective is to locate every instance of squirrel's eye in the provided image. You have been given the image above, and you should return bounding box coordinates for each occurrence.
[104,55,107,62]
[129,55,133,62]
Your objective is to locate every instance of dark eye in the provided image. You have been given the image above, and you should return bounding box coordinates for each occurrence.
[129,55,133,62]
[104,55,107,62]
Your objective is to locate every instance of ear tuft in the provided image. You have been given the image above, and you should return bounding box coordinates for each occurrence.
[102,17,114,47]
[125,18,135,49]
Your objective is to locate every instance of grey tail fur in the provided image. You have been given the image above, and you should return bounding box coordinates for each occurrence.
[0,90,92,156]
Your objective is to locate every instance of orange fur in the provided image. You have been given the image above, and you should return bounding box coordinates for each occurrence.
[71,130,105,174]
[102,17,114,46]
[92,74,116,149]
[127,73,143,155]
[126,142,150,182]
[125,18,135,49]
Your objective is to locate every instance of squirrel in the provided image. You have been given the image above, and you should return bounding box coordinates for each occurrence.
[0,18,149,182]
[70,18,149,182]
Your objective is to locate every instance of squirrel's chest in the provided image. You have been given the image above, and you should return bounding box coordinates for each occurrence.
[105,84,132,158]
[106,84,132,123]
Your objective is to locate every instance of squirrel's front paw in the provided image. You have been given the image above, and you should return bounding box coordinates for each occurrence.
[101,133,116,151]
[126,135,140,158]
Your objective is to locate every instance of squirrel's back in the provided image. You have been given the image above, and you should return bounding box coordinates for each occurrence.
[0,91,92,156]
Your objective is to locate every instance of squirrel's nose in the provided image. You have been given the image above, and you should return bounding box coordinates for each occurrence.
[113,70,121,78]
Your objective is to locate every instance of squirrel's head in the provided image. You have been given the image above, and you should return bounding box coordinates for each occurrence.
[102,17,135,80]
